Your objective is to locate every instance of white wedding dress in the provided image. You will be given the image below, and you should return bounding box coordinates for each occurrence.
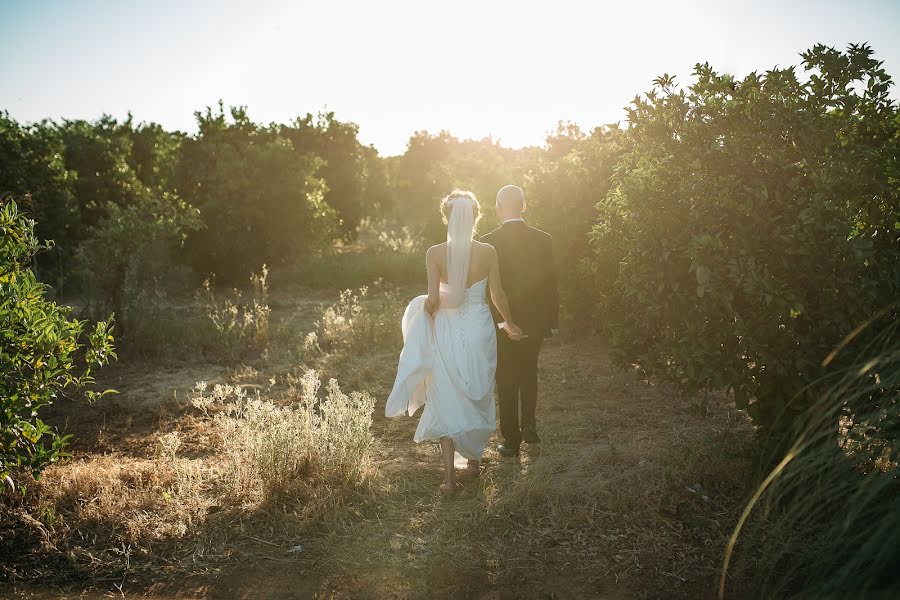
[385,197,497,464]
[385,278,497,462]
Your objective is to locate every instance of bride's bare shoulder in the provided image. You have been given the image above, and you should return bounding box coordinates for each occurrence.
[425,242,447,259]
[473,240,497,256]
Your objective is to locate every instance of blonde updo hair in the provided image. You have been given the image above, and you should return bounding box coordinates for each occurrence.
[439,189,481,226]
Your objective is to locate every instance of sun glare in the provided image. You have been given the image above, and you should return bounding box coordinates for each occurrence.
[1,0,898,154]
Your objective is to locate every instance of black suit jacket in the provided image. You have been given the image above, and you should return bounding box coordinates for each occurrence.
[481,221,559,337]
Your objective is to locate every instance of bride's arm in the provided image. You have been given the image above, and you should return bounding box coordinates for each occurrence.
[487,246,525,338]
[424,245,440,315]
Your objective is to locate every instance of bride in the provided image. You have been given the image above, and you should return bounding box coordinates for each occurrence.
[386,189,524,495]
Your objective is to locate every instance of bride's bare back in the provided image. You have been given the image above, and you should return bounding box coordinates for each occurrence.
[423,241,522,341]
[429,240,494,286]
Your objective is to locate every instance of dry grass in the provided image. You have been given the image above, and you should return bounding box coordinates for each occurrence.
[300,338,755,599]
[1,366,378,592]
[2,283,757,599]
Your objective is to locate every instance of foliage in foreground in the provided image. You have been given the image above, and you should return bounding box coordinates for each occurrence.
[0,199,115,492]
[725,312,899,598]
[590,44,900,438]
[190,371,376,499]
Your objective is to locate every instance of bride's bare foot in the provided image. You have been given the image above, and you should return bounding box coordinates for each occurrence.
[465,460,480,477]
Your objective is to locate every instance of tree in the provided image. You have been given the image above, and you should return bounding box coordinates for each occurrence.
[0,113,78,287]
[589,44,900,440]
[57,117,145,230]
[525,123,623,326]
[280,112,372,237]
[76,192,201,333]
[361,143,393,215]
[175,103,337,280]
[117,115,184,191]
[1,199,115,492]
[392,131,539,241]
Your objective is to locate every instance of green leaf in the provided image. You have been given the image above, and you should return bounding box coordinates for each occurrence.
[695,265,710,286]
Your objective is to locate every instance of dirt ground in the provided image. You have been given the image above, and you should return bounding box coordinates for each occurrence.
[4,287,756,600]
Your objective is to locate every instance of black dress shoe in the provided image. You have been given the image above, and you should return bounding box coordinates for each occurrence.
[521,427,541,444]
[497,444,520,457]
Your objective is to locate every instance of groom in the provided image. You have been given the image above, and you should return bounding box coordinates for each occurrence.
[482,185,558,456]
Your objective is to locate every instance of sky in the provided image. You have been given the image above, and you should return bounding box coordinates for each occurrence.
[2,0,899,156]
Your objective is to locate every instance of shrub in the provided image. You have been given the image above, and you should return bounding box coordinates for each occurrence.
[57,117,147,229]
[285,249,423,289]
[0,114,78,287]
[589,44,900,439]
[76,191,201,334]
[191,370,375,499]
[526,123,622,268]
[312,281,403,355]
[195,265,271,358]
[279,111,375,237]
[280,218,426,289]
[391,131,540,241]
[1,199,115,492]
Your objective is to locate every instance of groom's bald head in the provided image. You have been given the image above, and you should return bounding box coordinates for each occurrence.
[496,185,526,220]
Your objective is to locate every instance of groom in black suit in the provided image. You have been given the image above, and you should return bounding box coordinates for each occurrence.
[482,185,559,456]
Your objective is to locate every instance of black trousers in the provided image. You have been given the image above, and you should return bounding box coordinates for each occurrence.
[496,333,543,448]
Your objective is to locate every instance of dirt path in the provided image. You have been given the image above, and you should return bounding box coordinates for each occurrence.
[8,336,753,600]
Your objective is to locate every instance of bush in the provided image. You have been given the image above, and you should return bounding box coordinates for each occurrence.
[310,281,403,356]
[0,114,78,287]
[280,112,376,237]
[589,44,900,439]
[57,117,150,232]
[191,370,375,499]
[526,123,622,267]
[283,219,424,288]
[391,131,540,241]
[77,192,201,333]
[0,199,115,492]
[195,265,271,359]
[285,251,422,288]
